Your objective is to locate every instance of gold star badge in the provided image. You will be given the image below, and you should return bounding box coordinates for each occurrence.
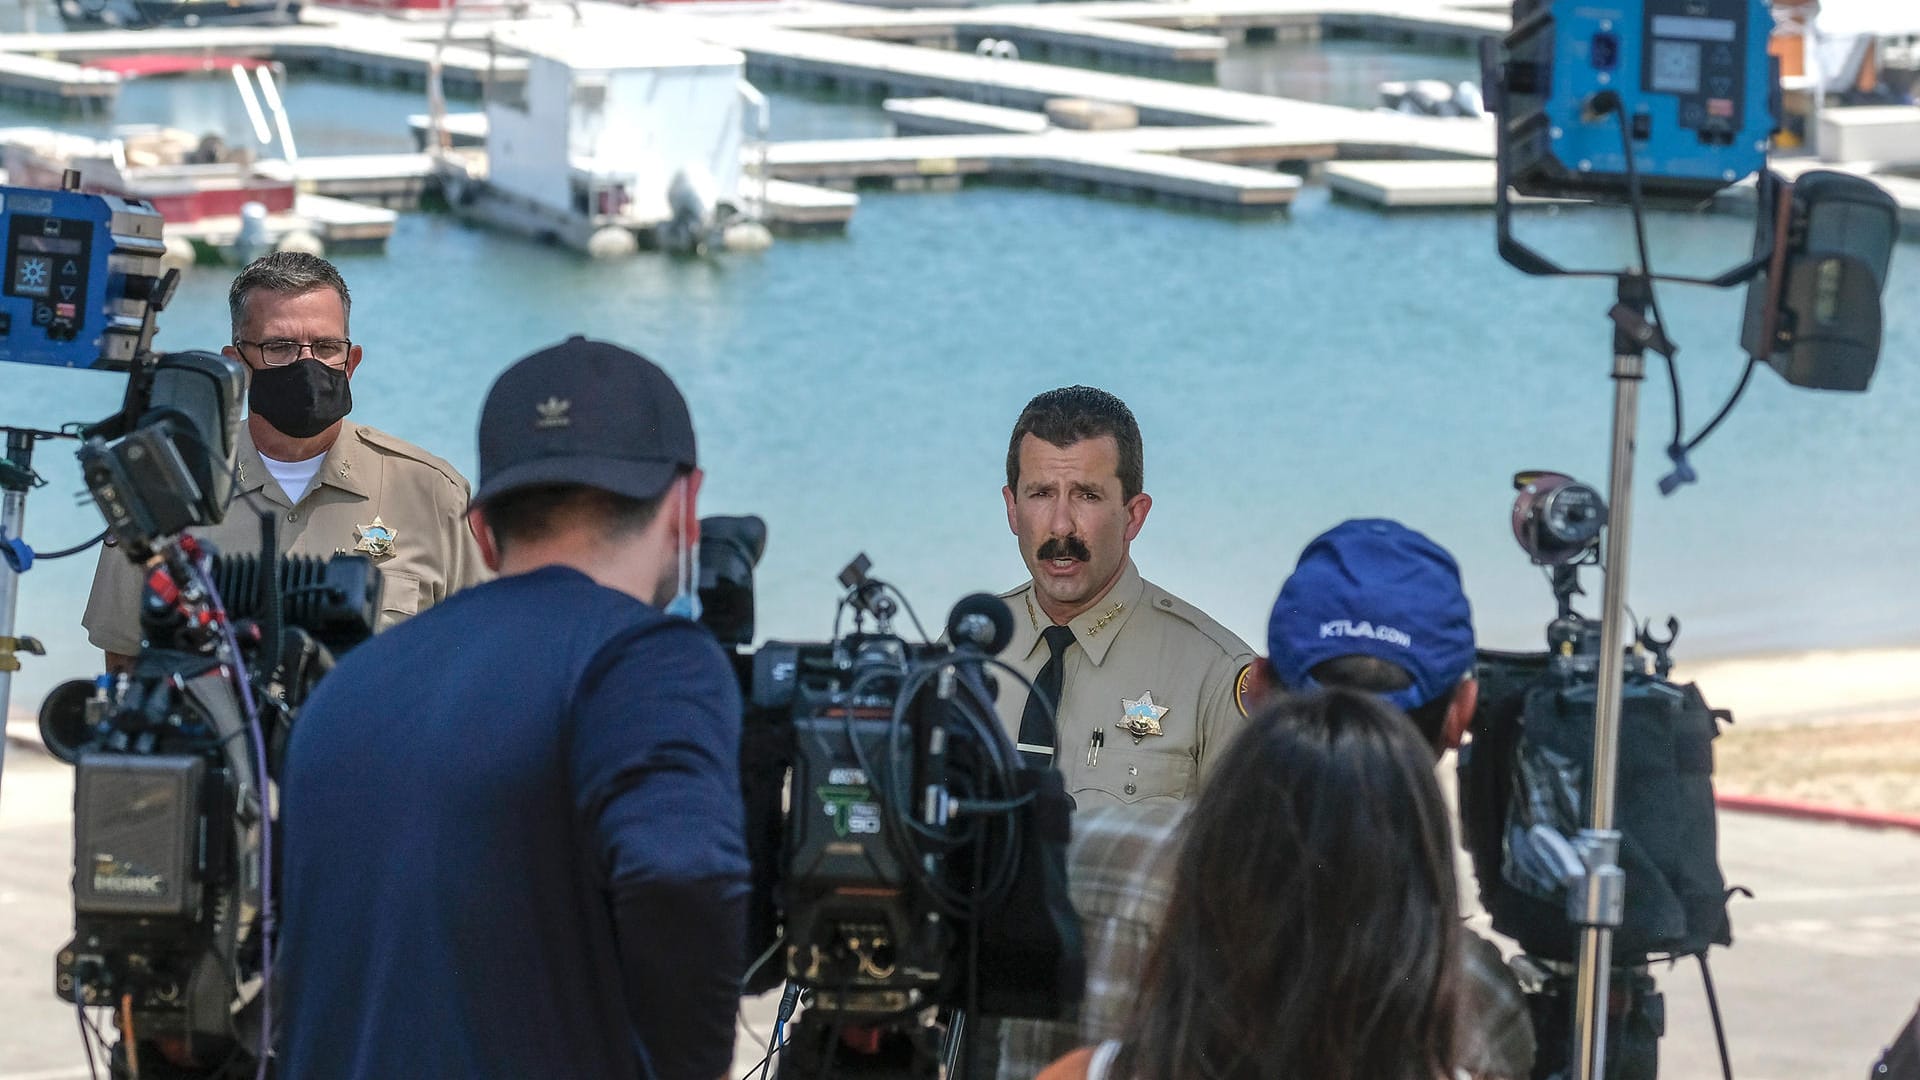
[1118,691,1168,741]
[354,516,397,559]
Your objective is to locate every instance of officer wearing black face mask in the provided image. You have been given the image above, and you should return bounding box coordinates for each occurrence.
[82,251,486,670]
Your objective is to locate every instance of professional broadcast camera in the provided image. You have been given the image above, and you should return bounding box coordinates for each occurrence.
[698,517,1084,1080]
[0,177,382,1078]
[1459,471,1734,1080]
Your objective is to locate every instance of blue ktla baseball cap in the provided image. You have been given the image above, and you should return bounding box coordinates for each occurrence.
[1267,518,1476,712]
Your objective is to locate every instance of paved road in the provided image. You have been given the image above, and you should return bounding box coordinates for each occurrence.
[4,742,1916,1080]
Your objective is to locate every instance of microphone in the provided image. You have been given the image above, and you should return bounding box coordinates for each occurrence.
[946,593,1014,655]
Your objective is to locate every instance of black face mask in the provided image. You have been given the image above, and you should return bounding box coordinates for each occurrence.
[249,358,352,440]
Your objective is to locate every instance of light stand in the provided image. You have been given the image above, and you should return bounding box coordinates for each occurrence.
[0,253,176,796]
[1491,136,1769,1080]
[0,427,49,793]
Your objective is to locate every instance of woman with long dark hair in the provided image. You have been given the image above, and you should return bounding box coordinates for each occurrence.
[1039,688,1466,1080]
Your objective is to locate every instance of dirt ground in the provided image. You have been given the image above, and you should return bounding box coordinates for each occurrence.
[1715,716,1920,817]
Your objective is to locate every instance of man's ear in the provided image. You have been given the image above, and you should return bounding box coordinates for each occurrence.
[467,507,503,572]
[1442,676,1479,751]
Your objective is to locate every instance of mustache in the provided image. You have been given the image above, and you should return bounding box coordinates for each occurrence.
[1037,536,1091,563]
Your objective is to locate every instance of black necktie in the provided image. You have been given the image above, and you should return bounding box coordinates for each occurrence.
[1018,625,1076,769]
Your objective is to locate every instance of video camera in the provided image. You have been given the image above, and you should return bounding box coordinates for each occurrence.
[0,177,382,1078]
[1461,472,1734,1080]
[698,517,1084,1080]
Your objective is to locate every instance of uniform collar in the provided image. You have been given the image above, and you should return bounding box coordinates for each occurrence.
[233,419,370,506]
[1015,558,1144,667]
[315,420,373,500]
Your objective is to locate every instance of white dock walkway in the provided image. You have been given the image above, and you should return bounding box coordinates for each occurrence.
[254,153,436,207]
[0,21,518,97]
[762,177,860,232]
[882,96,1346,163]
[766,130,1302,210]
[768,5,1228,72]
[673,14,1494,159]
[772,0,1503,49]
[1324,159,1503,206]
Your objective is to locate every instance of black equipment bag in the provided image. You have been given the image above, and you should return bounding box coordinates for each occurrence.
[1459,651,1733,962]
[1874,1000,1920,1079]
[973,766,1086,1019]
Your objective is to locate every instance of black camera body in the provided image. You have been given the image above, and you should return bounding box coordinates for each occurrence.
[703,520,1082,1076]
[0,188,383,1071]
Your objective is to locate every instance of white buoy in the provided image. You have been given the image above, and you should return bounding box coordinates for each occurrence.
[586,226,638,259]
[160,235,196,277]
[276,230,325,257]
[721,221,773,252]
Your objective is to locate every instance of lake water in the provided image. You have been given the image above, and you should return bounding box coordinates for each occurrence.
[3,46,1918,718]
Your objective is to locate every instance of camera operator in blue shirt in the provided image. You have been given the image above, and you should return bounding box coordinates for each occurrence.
[278,337,747,1079]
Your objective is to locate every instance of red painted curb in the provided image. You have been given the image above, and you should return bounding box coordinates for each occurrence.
[1716,793,1920,834]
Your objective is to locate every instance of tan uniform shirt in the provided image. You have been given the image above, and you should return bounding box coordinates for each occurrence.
[993,560,1255,808]
[82,419,486,656]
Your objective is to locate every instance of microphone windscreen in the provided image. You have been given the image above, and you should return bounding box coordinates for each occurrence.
[947,593,1015,656]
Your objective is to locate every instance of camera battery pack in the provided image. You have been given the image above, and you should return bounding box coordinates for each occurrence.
[73,754,204,918]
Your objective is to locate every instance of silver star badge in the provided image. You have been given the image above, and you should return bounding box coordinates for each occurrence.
[354,516,397,559]
[1118,691,1168,741]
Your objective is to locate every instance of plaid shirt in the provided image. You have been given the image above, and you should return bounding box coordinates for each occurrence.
[997,803,1536,1080]
[999,802,1187,1080]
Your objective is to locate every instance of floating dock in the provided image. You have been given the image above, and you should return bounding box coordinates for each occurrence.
[0,52,120,112]
[1324,158,1503,207]
[166,192,397,257]
[883,97,1342,166]
[762,177,861,233]
[254,153,437,208]
[681,15,1493,160]
[0,20,519,99]
[766,131,1301,212]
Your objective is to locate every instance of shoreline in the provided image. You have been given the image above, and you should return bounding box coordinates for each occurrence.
[10,640,1920,733]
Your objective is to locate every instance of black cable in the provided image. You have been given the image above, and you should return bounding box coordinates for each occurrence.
[1605,95,1691,470]
[886,583,932,644]
[76,1000,100,1080]
[1683,358,1760,453]
[1698,954,1737,1080]
[32,529,108,561]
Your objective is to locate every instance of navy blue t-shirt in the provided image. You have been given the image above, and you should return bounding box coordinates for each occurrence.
[278,566,748,1079]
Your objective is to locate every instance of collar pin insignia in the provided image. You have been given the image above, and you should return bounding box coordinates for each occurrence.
[535,396,572,429]
[1087,601,1124,638]
[1118,691,1168,742]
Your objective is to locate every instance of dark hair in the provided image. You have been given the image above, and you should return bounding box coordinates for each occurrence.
[1308,654,1458,753]
[1005,386,1144,502]
[228,251,352,336]
[1115,689,1464,1080]
[481,484,665,554]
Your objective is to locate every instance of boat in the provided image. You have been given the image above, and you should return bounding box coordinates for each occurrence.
[0,66,394,262]
[1377,79,1485,118]
[424,20,774,256]
[57,0,300,31]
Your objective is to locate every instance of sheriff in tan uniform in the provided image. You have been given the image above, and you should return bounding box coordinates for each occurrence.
[83,419,484,656]
[994,559,1255,808]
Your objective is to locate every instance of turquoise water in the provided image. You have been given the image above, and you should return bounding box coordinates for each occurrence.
[3,62,1919,719]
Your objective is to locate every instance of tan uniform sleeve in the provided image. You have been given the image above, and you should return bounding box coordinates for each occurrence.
[1194,650,1257,781]
[440,471,487,597]
[81,542,148,657]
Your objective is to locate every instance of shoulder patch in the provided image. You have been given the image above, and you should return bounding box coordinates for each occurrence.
[355,425,471,494]
[1234,662,1255,718]
[1142,580,1255,662]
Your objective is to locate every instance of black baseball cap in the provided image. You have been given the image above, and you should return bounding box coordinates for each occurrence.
[473,336,696,506]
